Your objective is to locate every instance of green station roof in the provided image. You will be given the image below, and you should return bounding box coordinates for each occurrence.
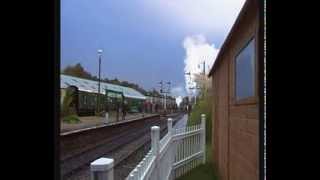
[61,74,146,100]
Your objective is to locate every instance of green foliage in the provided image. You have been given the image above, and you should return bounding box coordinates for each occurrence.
[187,94,213,143]
[62,115,80,124]
[61,88,77,118]
[61,87,80,123]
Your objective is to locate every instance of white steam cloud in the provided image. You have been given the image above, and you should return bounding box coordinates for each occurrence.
[183,34,219,94]
[175,96,183,107]
[171,85,186,107]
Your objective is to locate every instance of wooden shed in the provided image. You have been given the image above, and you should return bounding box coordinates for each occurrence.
[208,0,261,180]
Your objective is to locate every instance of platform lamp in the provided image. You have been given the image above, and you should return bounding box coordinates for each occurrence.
[96,49,103,114]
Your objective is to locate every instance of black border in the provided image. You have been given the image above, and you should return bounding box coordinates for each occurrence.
[54,0,60,178]
[259,0,265,180]
[54,1,267,180]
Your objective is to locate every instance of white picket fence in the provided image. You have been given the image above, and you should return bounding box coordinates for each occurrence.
[126,114,206,180]
[89,114,206,180]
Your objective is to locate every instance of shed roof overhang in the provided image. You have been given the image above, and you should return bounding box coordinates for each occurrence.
[208,0,256,77]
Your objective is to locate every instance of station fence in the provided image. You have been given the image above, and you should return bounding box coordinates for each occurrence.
[90,114,206,180]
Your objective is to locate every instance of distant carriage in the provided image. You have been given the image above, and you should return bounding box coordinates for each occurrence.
[60,74,146,116]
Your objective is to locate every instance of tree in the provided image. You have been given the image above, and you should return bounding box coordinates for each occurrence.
[62,63,151,95]
[110,78,120,85]
[62,63,93,80]
[193,73,212,98]
[150,89,161,97]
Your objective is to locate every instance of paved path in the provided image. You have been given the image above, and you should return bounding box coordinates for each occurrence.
[174,114,188,129]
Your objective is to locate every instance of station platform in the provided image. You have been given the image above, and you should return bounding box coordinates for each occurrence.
[60,113,158,134]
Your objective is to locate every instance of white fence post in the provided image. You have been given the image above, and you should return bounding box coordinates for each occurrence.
[90,158,114,180]
[201,114,206,164]
[151,126,160,180]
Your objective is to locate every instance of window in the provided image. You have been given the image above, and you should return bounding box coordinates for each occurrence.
[235,38,255,101]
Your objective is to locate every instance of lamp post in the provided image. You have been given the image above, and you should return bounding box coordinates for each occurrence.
[200,61,206,98]
[96,49,103,114]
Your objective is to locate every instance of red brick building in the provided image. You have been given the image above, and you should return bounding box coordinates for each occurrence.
[208,0,261,179]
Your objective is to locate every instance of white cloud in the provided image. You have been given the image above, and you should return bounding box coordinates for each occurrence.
[141,0,245,34]
[139,0,245,95]
[183,34,219,94]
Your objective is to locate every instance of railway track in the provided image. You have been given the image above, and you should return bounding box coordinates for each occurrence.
[61,113,184,180]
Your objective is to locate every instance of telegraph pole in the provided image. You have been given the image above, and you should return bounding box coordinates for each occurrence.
[158,81,170,113]
[164,82,171,111]
[158,81,164,110]
[202,61,205,98]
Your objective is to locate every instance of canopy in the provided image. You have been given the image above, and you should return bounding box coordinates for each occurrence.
[61,74,146,100]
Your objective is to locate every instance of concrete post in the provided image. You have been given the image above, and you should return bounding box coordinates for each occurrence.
[90,158,114,180]
[151,126,160,180]
[201,114,206,164]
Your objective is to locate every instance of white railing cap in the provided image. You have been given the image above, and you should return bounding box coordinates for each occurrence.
[90,158,114,171]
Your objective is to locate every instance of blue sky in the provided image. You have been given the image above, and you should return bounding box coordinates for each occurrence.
[61,0,245,98]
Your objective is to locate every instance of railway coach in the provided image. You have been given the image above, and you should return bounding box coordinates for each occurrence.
[60,74,146,116]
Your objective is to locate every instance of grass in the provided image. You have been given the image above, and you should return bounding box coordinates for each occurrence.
[176,95,219,180]
[62,114,81,124]
[176,143,218,180]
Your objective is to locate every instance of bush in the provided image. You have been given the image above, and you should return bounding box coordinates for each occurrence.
[61,88,77,118]
[62,115,81,124]
[187,95,213,143]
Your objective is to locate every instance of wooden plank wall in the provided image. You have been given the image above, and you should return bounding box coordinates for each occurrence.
[212,56,230,180]
[211,1,259,180]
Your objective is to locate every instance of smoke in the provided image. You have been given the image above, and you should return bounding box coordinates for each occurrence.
[183,34,219,94]
[170,85,186,106]
[176,96,183,107]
